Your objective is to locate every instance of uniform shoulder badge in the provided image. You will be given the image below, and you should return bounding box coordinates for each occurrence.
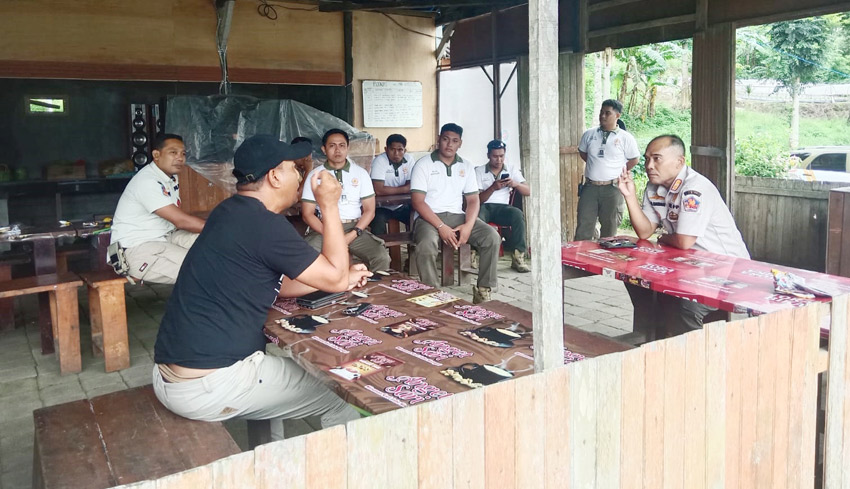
[670,179,683,192]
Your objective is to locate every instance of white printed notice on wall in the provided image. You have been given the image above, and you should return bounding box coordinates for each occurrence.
[362,80,422,128]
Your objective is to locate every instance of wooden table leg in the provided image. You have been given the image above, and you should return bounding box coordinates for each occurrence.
[89,282,129,372]
[90,233,112,272]
[0,264,14,331]
[387,219,402,271]
[50,287,81,374]
[33,238,57,354]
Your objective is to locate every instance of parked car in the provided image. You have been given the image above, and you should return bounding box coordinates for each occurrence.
[788,146,850,183]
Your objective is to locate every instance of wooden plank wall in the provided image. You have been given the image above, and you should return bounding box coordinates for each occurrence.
[558,53,585,242]
[734,176,848,272]
[824,294,850,488]
[827,187,850,278]
[116,300,835,489]
[0,0,345,84]
[691,23,735,205]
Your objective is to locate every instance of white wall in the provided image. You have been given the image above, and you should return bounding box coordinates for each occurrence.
[438,63,520,170]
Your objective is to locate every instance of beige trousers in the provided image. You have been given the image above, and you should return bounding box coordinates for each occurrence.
[123,230,199,284]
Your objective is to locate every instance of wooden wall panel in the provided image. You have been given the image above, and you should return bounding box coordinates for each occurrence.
[350,12,438,151]
[733,177,846,272]
[824,295,850,488]
[558,52,585,242]
[0,0,344,84]
[827,187,850,277]
[709,0,850,27]
[178,165,233,216]
[121,301,837,489]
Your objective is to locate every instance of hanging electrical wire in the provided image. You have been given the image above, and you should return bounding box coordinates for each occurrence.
[256,0,318,21]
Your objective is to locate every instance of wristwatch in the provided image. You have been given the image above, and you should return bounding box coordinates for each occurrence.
[354,227,363,237]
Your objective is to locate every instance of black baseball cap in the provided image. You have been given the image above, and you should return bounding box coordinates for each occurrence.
[232,135,312,184]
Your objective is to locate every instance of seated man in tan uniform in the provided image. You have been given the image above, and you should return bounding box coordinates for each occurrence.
[109,134,205,284]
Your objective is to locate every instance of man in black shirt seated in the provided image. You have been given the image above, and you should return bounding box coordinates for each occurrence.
[152,135,371,440]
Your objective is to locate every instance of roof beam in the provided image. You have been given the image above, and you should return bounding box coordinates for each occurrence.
[318,0,517,13]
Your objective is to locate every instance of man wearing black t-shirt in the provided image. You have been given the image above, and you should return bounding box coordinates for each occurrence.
[152,135,371,440]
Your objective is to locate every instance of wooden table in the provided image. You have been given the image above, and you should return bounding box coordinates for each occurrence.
[562,238,850,340]
[264,276,630,415]
[1,221,110,351]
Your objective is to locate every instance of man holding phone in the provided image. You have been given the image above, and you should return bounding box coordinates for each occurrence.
[475,139,531,273]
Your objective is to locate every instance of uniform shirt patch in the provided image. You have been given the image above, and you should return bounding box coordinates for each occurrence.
[651,202,666,207]
[683,196,700,212]
[160,183,170,197]
[351,178,359,187]
[459,169,466,177]
[683,190,701,197]
[668,211,679,221]
[671,179,683,192]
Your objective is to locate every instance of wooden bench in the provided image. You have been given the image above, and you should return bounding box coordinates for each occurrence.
[379,231,416,273]
[0,273,82,373]
[441,241,477,286]
[79,271,130,372]
[32,385,241,489]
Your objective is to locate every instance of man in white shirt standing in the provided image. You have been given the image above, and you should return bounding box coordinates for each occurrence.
[575,99,640,240]
[410,123,501,303]
[369,133,415,236]
[475,139,531,273]
[110,134,206,284]
[302,129,391,271]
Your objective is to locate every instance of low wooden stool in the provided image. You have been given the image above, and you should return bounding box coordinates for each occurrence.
[79,271,130,372]
[0,273,82,373]
[440,241,477,286]
[32,385,240,489]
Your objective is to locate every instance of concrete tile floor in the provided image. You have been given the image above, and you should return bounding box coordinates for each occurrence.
[0,255,632,489]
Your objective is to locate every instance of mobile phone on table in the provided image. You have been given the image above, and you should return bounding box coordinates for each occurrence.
[343,303,372,316]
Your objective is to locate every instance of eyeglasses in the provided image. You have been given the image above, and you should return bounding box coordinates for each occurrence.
[487,140,506,151]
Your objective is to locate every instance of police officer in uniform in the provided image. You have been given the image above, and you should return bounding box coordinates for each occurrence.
[618,134,749,337]
[110,134,206,284]
[575,100,640,240]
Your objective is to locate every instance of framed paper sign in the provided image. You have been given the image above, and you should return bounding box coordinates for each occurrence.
[362,80,422,128]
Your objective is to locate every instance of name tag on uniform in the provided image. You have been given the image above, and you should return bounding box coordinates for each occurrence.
[340,194,348,203]
[597,149,605,157]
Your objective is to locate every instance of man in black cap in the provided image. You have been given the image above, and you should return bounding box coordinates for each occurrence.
[152,135,370,440]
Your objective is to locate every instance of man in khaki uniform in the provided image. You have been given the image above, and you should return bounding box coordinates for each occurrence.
[301,129,390,271]
[110,134,205,284]
[575,100,640,240]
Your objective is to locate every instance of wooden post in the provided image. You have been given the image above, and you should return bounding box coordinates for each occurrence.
[691,23,735,205]
[527,0,563,372]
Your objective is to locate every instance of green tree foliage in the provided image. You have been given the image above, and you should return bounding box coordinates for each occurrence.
[737,18,833,149]
[734,136,789,177]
